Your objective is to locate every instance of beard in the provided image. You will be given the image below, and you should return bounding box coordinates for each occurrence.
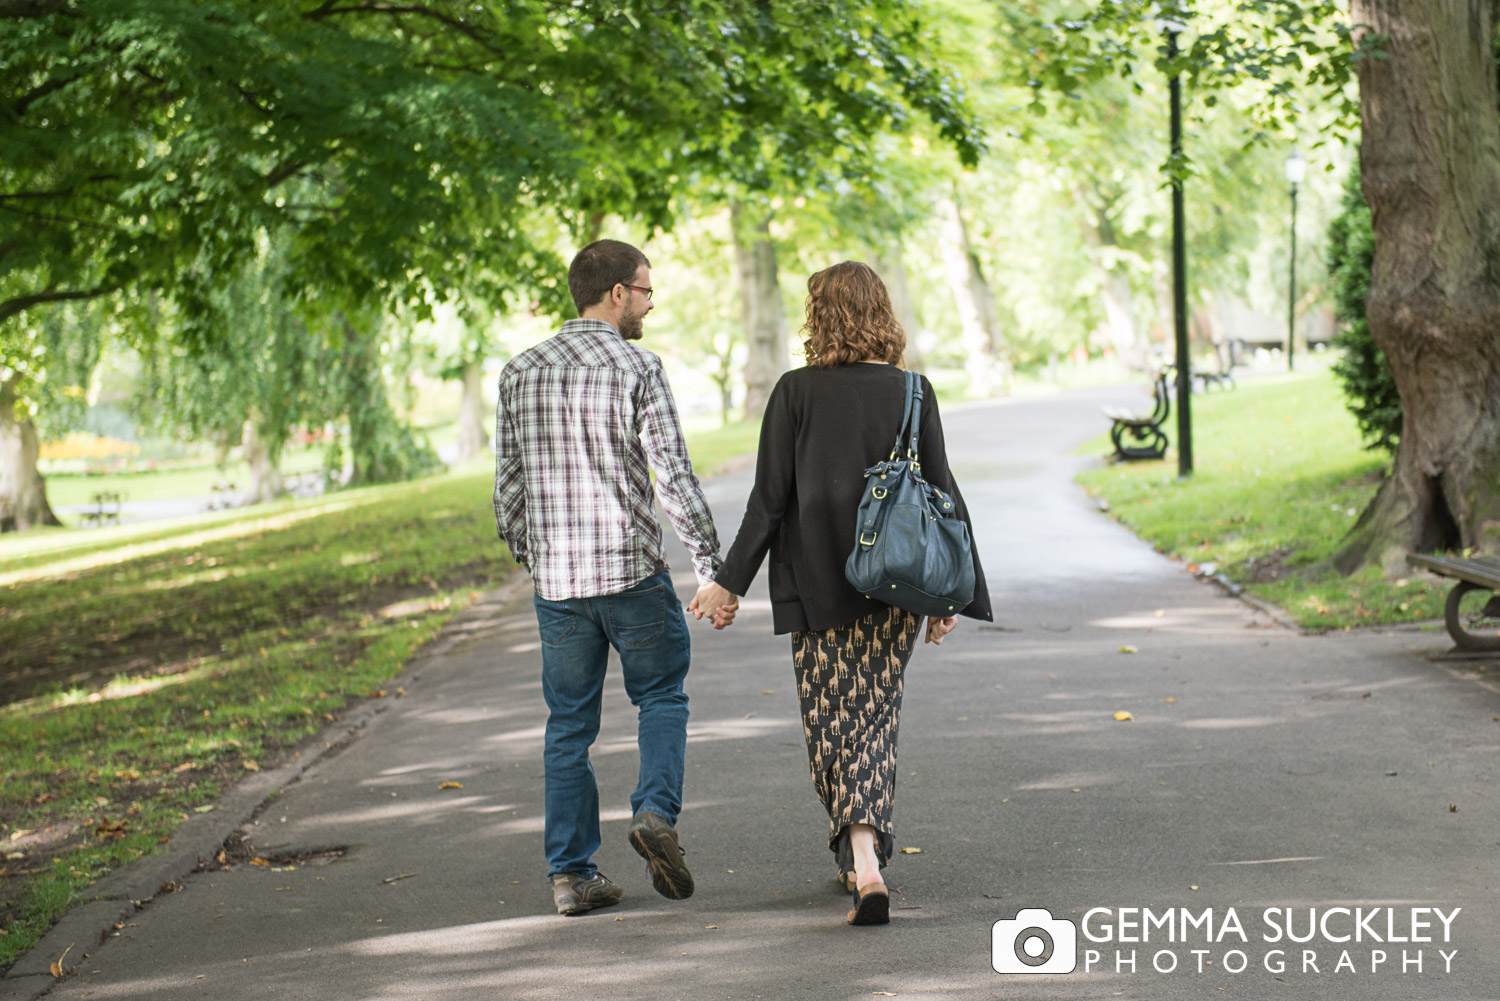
[618,304,646,341]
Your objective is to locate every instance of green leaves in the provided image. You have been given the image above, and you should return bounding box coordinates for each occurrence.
[1327,167,1399,455]
[3,0,985,404]
[1002,0,1378,141]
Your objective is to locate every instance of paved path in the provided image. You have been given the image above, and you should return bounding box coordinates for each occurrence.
[22,385,1500,1001]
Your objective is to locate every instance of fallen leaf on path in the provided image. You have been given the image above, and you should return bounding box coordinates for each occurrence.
[383,873,419,884]
[439,782,463,790]
[1189,885,1200,891]
[1118,646,1138,654]
[8,830,31,842]
[117,769,141,782]
[371,690,388,698]
[1114,711,1134,722]
[242,760,260,772]
[704,925,719,929]
[1164,697,1176,703]
[248,858,271,867]
[873,993,898,997]
[1153,609,1165,618]
[193,805,215,813]
[95,819,128,841]
[900,847,923,854]
[49,945,72,978]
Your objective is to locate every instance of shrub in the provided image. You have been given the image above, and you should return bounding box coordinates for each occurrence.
[1326,167,1401,455]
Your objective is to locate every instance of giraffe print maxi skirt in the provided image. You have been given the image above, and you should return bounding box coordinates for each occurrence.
[790,605,922,872]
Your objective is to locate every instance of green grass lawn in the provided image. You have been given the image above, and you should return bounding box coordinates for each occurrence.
[42,447,327,514]
[1077,367,1449,630]
[0,420,760,971]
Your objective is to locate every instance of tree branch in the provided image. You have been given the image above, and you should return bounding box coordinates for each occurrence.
[0,284,113,323]
[265,158,310,188]
[303,3,507,58]
[0,175,121,202]
[0,0,74,17]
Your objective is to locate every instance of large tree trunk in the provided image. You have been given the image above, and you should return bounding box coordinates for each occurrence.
[1098,266,1142,366]
[873,245,925,373]
[454,359,489,464]
[0,378,62,532]
[939,196,1005,395]
[1335,2,1500,573]
[1078,196,1145,368]
[240,419,285,506]
[732,201,789,419]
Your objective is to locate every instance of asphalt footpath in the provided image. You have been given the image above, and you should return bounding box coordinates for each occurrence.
[11,384,1499,1001]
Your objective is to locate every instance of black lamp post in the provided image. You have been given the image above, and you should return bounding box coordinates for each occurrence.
[1284,148,1306,372]
[1166,23,1192,478]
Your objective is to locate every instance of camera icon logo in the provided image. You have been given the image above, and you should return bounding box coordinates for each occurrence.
[992,908,1078,974]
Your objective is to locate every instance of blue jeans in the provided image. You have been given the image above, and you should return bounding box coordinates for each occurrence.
[533,571,691,880]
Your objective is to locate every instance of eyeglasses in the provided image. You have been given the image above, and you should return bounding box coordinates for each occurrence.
[620,283,654,300]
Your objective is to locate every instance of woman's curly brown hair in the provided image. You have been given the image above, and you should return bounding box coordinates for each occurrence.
[800,261,906,368]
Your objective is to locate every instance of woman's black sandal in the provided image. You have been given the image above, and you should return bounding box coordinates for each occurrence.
[847,883,890,925]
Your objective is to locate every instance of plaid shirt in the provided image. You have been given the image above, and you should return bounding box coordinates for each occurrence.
[492,318,722,600]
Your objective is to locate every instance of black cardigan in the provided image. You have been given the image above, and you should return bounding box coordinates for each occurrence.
[715,363,993,634]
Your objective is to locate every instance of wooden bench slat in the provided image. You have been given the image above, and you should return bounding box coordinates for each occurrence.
[1406,553,1500,590]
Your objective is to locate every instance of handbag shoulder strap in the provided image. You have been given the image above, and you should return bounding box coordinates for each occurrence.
[888,369,918,460]
[896,370,922,461]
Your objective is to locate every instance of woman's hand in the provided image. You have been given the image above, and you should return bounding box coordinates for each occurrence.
[689,581,739,630]
[924,615,958,645]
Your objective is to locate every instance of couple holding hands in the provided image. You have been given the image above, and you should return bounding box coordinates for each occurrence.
[492,239,989,927]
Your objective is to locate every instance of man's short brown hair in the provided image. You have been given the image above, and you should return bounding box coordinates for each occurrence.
[568,240,651,314]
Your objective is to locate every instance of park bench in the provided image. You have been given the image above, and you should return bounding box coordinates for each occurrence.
[1103,368,1171,461]
[284,470,323,498]
[1193,338,1241,392]
[80,491,121,528]
[206,481,238,511]
[1405,552,1500,651]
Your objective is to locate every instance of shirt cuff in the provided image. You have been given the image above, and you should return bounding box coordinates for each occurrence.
[692,555,723,589]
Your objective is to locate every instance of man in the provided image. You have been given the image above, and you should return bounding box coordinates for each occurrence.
[493,239,738,917]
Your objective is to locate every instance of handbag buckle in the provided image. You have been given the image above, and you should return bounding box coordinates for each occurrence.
[872,487,887,499]
[859,531,878,546]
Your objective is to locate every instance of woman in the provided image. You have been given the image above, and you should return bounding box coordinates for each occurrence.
[692,260,991,926]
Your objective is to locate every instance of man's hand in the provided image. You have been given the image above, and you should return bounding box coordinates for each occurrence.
[689,581,739,629]
[924,615,958,645]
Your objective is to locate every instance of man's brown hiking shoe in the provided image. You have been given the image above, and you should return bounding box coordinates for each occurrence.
[551,872,623,915]
[628,811,694,900]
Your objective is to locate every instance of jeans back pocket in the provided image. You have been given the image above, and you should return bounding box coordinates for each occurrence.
[608,582,666,648]
[535,597,580,647]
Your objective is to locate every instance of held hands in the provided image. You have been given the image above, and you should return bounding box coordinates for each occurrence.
[925,615,958,645]
[689,581,739,630]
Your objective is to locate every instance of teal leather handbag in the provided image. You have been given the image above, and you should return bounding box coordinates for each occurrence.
[844,371,976,617]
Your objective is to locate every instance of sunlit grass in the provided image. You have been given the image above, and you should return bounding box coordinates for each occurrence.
[1077,367,1447,629]
[41,445,327,512]
[0,420,761,970]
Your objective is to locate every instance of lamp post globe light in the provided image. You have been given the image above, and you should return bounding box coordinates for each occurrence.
[1284,148,1307,372]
